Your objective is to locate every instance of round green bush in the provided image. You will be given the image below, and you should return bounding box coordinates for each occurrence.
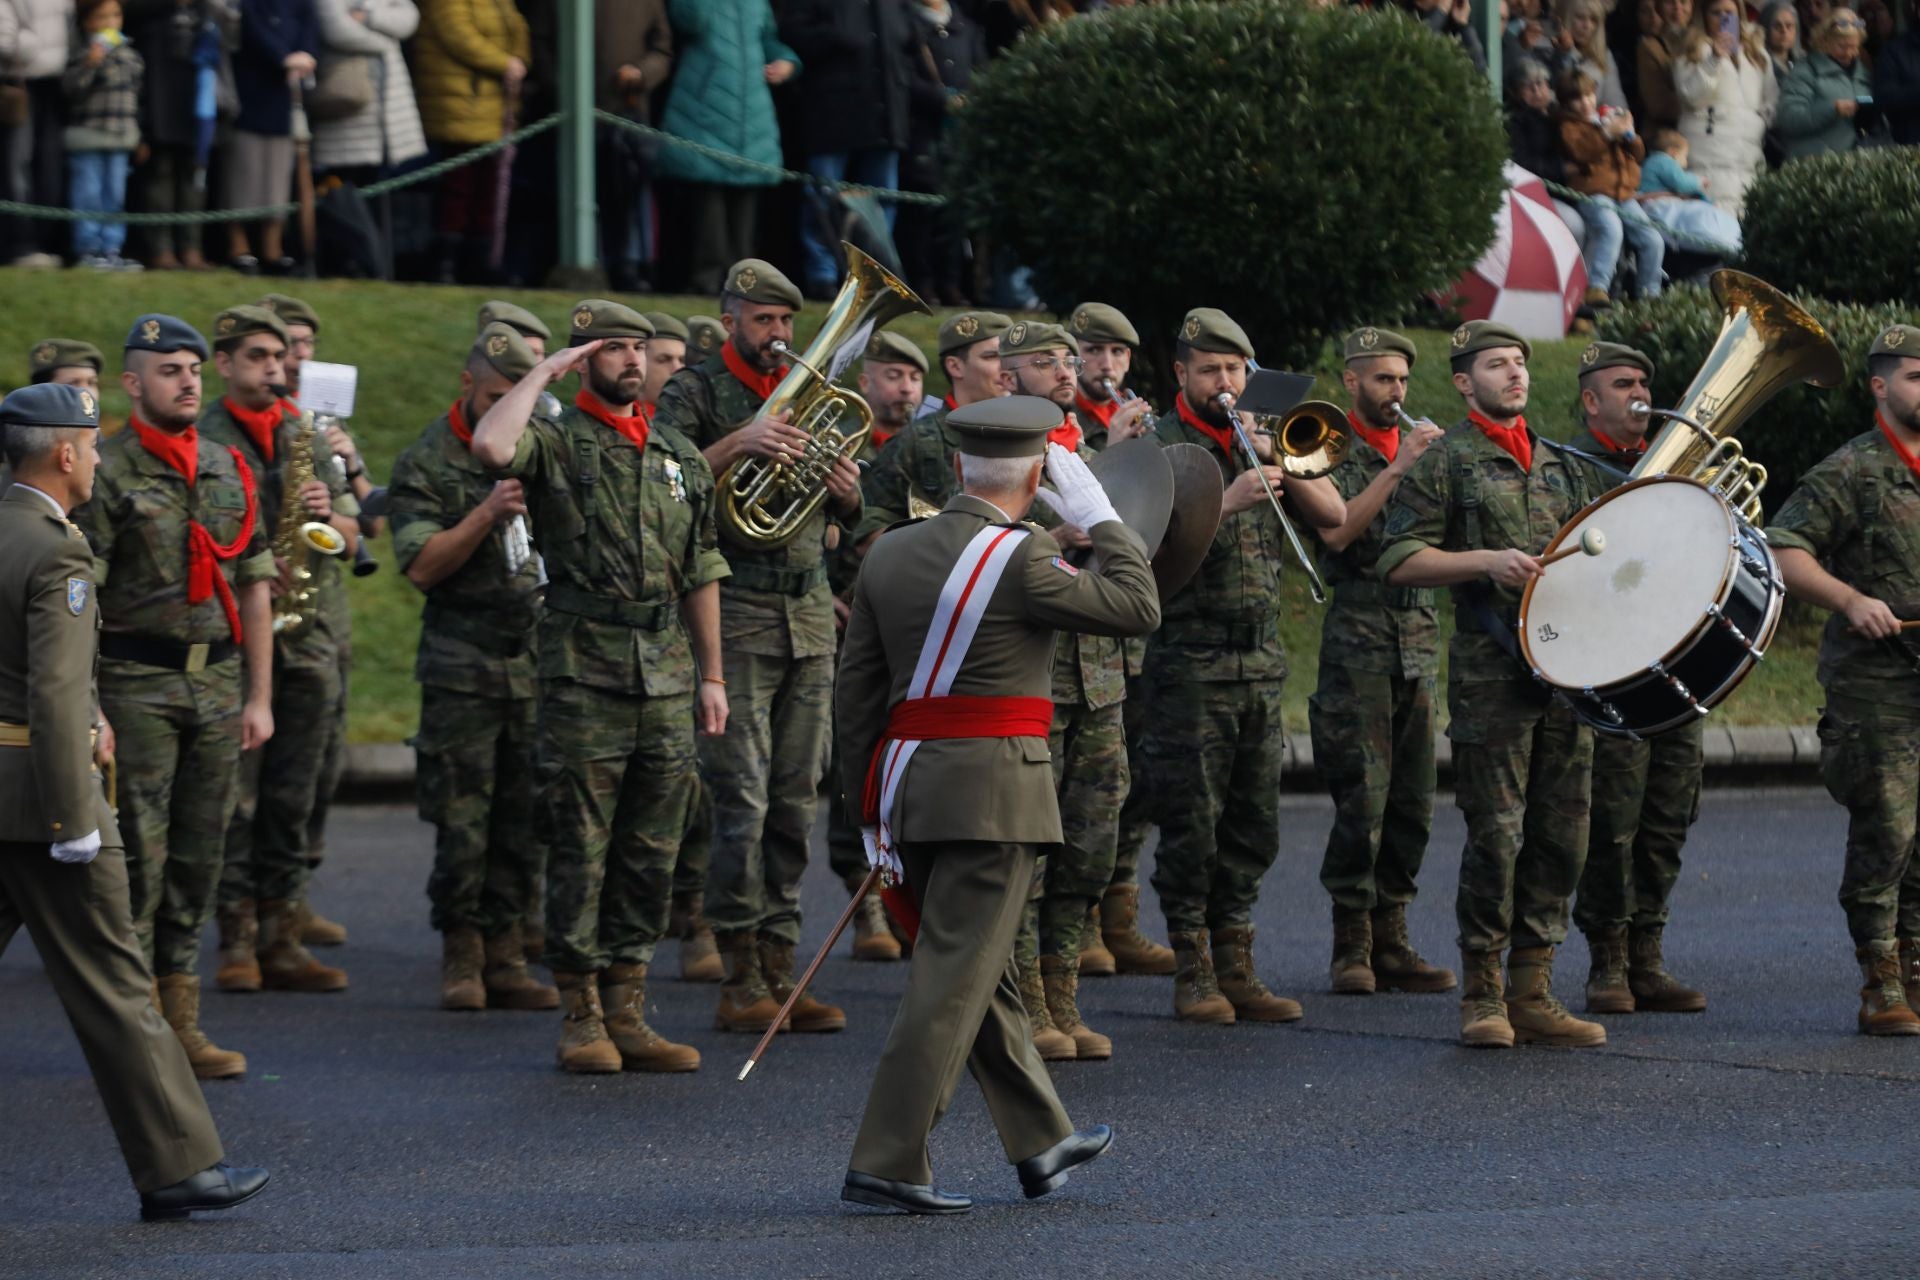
[945,0,1507,374]
[1597,281,1905,516]
[1740,149,1920,307]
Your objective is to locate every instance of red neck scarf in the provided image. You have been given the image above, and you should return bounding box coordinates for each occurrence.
[1590,428,1648,455]
[1879,410,1920,479]
[130,414,200,485]
[1073,389,1117,431]
[574,387,649,450]
[1469,408,1532,471]
[721,340,787,402]
[446,398,474,447]
[1177,390,1236,458]
[135,412,257,642]
[222,395,284,463]
[942,394,958,411]
[870,425,897,451]
[1049,412,1083,453]
[1347,409,1399,465]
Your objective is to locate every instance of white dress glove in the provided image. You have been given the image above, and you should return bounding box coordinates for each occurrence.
[1038,442,1121,531]
[861,825,904,887]
[50,829,102,864]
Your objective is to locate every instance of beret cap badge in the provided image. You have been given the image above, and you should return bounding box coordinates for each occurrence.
[1581,344,1600,366]
[735,266,758,292]
[217,315,237,335]
[1005,321,1027,346]
[32,342,55,365]
[79,390,96,417]
[487,334,509,358]
[1887,327,1908,350]
[573,307,594,330]
[1072,309,1090,332]
[1182,315,1201,341]
[1451,325,1471,349]
[1359,328,1379,350]
[141,319,161,345]
[954,315,979,339]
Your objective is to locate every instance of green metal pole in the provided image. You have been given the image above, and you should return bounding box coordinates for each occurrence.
[556,0,598,281]
[1480,0,1503,99]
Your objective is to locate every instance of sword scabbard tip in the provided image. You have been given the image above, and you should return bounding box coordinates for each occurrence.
[737,1060,755,1082]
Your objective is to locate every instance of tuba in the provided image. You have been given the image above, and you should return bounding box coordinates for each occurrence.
[1629,269,1844,521]
[270,402,349,640]
[716,245,931,549]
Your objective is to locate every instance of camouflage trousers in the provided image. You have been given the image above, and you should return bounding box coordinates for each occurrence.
[1451,693,1594,953]
[101,661,245,976]
[1040,700,1127,954]
[698,649,832,945]
[675,775,712,899]
[416,684,542,936]
[539,678,698,972]
[1143,677,1286,934]
[220,651,342,908]
[1572,717,1703,935]
[1308,662,1437,913]
[303,645,350,867]
[1817,693,1920,945]
[1111,673,1154,888]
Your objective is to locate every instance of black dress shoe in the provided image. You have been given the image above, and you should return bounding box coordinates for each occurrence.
[841,1170,971,1215]
[1015,1125,1113,1199]
[139,1162,271,1222]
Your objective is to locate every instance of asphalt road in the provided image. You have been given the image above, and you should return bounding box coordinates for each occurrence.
[3,788,1918,1279]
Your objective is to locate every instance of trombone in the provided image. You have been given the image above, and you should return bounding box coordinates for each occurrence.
[1214,388,1331,604]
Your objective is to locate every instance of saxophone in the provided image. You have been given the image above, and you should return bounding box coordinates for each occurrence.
[270,403,349,640]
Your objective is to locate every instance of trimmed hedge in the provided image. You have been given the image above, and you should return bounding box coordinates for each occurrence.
[1597,281,1907,515]
[1740,148,1920,307]
[945,0,1507,374]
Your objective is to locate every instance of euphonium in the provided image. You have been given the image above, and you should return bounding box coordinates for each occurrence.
[270,402,349,640]
[1630,269,1843,522]
[716,245,931,549]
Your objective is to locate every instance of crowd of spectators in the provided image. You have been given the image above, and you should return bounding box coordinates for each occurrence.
[1,0,1917,305]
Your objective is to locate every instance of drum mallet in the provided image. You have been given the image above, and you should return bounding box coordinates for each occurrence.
[1540,528,1607,568]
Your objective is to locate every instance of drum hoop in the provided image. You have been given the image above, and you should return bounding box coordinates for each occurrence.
[1518,476,1740,689]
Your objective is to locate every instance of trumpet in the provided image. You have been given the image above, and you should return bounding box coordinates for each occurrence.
[1215,389,1330,604]
[1388,401,1428,433]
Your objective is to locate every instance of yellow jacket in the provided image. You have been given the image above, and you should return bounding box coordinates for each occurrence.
[412,0,531,146]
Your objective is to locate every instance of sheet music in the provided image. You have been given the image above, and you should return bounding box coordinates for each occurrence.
[300,362,359,418]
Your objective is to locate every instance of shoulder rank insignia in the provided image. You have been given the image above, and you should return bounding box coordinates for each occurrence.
[67,578,90,615]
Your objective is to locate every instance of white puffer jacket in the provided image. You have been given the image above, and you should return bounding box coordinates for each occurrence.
[1,0,73,82]
[1674,41,1779,217]
[310,0,427,170]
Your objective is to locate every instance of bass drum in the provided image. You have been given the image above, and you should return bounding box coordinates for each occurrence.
[1517,476,1784,738]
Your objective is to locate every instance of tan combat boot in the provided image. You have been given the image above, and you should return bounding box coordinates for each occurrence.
[554,972,623,1073]
[714,929,785,1032]
[1041,953,1111,1060]
[760,935,847,1033]
[1020,952,1077,1059]
[1628,925,1706,1012]
[1169,930,1236,1024]
[1079,906,1117,976]
[1505,946,1606,1047]
[214,899,262,992]
[157,973,247,1080]
[850,888,902,962]
[484,925,559,1010]
[1856,942,1920,1036]
[257,899,348,992]
[1329,906,1375,995]
[440,928,485,1010]
[600,963,700,1072]
[1371,903,1457,992]
[1213,924,1304,1022]
[669,891,724,982]
[1901,938,1920,1009]
[1584,926,1634,1014]
[1101,883,1176,975]
[296,898,347,947]
[1459,949,1514,1048]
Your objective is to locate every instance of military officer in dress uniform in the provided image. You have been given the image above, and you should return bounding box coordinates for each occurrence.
[28,337,105,392]
[1565,341,1708,1016]
[1379,319,1607,1050]
[835,395,1159,1216]
[0,382,270,1222]
[1309,326,1454,997]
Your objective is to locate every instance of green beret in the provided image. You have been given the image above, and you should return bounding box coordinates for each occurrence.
[567,299,654,345]
[257,293,320,333]
[473,322,538,382]
[1448,319,1532,364]
[1177,308,1254,359]
[947,395,1059,459]
[212,305,290,349]
[478,300,552,343]
[1342,326,1417,366]
[1870,324,1920,360]
[1068,302,1139,347]
[862,329,928,374]
[723,258,803,310]
[124,314,209,360]
[999,320,1078,360]
[29,338,104,378]
[937,311,1013,356]
[0,381,101,428]
[643,312,691,344]
[686,315,725,357]
[1578,340,1654,379]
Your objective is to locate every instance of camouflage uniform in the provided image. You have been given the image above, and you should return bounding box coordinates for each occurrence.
[1767,427,1920,946]
[72,427,275,975]
[1376,421,1601,954]
[302,424,361,873]
[852,406,960,544]
[1041,637,1128,955]
[1309,433,1441,913]
[387,409,546,936]
[654,353,845,947]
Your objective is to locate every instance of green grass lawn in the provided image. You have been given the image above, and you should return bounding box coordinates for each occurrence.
[0,268,1825,739]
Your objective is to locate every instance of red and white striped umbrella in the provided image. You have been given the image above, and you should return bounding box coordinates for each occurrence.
[1449,162,1588,340]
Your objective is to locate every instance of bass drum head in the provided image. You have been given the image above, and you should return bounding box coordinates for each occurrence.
[1521,477,1736,691]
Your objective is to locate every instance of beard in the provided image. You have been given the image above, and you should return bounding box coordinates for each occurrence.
[1470,382,1528,421]
[589,365,643,406]
[1353,387,1399,430]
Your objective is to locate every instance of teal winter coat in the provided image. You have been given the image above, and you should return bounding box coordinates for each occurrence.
[1775,50,1872,158]
[657,0,800,187]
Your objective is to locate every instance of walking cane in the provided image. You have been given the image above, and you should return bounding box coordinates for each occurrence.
[737,865,882,1081]
[292,79,318,278]
[488,88,519,274]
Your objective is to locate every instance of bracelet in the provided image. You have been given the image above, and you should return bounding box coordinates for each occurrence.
[702,675,726,686]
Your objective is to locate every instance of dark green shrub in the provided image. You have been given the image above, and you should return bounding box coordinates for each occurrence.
[1739,149,1920,307]
[945,0,1507,376]
[1598,281,1906,516]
